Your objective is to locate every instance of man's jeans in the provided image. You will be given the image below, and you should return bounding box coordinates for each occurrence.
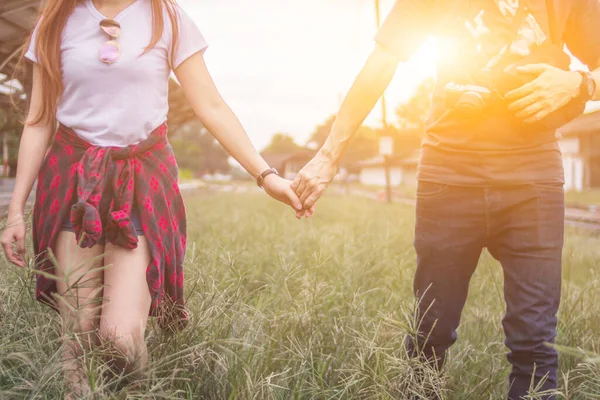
[408,182,564,400]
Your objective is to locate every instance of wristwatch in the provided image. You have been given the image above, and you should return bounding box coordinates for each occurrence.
[256,167,279,188]
[577,71,597,101]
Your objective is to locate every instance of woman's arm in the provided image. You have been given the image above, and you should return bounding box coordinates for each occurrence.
[174,53,306,216]
[1,65,54,266]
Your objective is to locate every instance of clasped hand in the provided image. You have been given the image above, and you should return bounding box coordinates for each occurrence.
[506,63,582,123]
[290,152,337,215]
[263,151,335,218]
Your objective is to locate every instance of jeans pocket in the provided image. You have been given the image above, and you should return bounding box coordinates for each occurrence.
[417,181,451,198]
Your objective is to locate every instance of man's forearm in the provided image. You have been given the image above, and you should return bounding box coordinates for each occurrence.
[320,45,402,164]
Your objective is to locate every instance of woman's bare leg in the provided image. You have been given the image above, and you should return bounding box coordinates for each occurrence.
[100,237,152,379]
[55,231,105,399]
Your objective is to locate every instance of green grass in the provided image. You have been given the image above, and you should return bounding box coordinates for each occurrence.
[1,192,600,399]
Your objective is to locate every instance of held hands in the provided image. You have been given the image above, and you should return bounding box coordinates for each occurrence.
[262,174,315,219]
[1,212,27,267]
[291,151,338,214]
[506,64,582,123]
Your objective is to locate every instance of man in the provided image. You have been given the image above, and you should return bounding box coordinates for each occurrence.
[291,1,600,398]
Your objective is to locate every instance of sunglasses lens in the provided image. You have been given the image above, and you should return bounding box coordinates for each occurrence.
[100,19,121,38]
[99,41,120,64]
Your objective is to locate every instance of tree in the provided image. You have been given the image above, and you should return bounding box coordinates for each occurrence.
[0,107,25,177]
[307,115,336,148]
[396,77,435,132]
[262,133,301,153]
[169,120,230,175]
[306,115,381,171]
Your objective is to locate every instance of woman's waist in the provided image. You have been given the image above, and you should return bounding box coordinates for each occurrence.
[55,114,168,149]
[55,120,169,157]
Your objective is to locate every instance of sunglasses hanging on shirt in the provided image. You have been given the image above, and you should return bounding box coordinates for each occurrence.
[99,19,121,64]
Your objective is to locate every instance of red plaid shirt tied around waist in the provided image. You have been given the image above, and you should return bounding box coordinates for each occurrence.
[32,123,188,327]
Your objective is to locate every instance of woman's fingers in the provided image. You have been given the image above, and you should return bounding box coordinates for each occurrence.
[2,236,25,267]
[284,186,303,211]
[15,233,26,257]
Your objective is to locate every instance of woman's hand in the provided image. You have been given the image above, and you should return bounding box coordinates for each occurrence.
[1,212,27,267]
[263,175,315,219]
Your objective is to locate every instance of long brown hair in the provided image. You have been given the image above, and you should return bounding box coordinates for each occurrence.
[19,0,180,125]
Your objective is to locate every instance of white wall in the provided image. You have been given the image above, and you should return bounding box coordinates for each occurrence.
[563,155,584,192]
[559,137,584,192]
[359,167,403,187]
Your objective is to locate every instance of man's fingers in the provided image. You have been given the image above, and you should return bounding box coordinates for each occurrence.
[299,182,316,205]
[505,81,537,101]
[515,102,544,120]
[515,63,549,75]
[291,175,302,192]
[508,93,540,113]
[294,176,309,198]
[304,191,323,210]
[524,109,551,124]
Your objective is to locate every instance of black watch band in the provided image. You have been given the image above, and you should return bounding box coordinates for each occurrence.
[578,71,596,101]
[256,167,279,188]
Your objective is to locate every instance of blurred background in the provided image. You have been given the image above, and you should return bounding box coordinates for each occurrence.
[4,3,600,399]
[2,0,600,201]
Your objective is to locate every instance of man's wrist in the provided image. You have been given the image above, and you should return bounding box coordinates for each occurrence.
[575,70,596,101]
[318,146,342,166]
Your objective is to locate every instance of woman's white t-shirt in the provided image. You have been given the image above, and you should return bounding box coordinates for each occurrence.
[26,0,208,147]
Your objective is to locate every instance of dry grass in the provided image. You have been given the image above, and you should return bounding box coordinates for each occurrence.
[0,192,599,399]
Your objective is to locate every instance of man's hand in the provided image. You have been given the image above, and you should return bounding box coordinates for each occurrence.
[291,152,338,212]
[506,64,582,123]
[262,174,312,219]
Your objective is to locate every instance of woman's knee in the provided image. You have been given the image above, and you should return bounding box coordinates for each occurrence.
[99,318,147,368]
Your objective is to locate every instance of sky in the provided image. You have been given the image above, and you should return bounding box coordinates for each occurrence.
[177,0,437,151]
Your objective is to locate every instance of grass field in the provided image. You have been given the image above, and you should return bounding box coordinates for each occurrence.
[1,192,600,399]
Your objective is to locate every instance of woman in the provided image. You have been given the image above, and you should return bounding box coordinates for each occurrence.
[0,0,310,396]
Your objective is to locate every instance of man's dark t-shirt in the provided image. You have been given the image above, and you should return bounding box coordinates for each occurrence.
[376,0,600,186]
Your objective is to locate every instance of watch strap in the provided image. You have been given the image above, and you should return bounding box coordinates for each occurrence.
[256,168,279,188]
[578,71,596,101]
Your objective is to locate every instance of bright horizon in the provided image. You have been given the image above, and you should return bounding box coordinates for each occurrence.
[178,0,437,151]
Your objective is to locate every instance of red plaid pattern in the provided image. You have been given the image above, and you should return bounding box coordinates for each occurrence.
[32,123,188,327]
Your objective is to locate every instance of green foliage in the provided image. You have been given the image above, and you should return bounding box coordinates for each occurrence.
[169,120,230,176]
[1,193,599,399]
[307,115,337,148]
[262,133,302,154]
[396,77,435,132]
[178,168,194,182]
[0,107,25,176]
[306,115,413,171]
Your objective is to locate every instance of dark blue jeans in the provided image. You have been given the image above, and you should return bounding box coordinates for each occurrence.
[409,182,564,400]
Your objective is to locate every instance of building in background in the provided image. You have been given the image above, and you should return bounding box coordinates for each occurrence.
[559,108,600,192]
[261,150,316,180]
[357,149,420,187]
